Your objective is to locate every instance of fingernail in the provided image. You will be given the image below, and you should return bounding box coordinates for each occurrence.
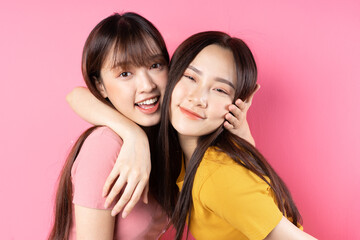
[111,210,116,217]
[104,202,109,209]
[122,211,128,218]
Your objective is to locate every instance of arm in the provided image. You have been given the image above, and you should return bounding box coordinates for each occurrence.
[74,205,114,240]
[66,87,151,217]
[200,156,315,239]
[224,84,260,146]
[265,217,317,240]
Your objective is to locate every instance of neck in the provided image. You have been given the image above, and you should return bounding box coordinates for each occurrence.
[178,134,198,167]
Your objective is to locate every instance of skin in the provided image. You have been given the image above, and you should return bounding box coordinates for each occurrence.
[74,52,168,239]
[169,44,317,240]
[95,52,167,127]
[170,44,237,164]
[75,206,115,240]
[67,80,254,217]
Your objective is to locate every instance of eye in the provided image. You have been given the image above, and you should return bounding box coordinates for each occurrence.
[184,74,196,81]
[150,63,162,69]
[119,72,132,78]
[214,88,229,95]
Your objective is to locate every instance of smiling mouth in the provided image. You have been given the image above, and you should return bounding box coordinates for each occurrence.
[135,97,160,114]
[179,106,205,120]
[136,97,158,108]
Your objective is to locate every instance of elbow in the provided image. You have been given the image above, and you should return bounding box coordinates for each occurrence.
[66,90,73,104]
[66,86,85,104]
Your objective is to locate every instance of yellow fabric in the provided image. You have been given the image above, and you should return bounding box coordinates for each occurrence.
[176,147,284,240]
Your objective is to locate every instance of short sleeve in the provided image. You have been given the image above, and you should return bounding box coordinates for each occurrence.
[199,164,283,240]
[71,127,122,209]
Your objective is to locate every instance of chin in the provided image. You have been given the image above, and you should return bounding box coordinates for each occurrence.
[138,118,161,127]
[173,125,200,137]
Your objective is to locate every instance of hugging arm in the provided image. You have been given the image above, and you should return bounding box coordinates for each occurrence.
[66,87,150,217]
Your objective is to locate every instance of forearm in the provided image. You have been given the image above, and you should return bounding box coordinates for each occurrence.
[66,87,144,138]
[67,87,151,213]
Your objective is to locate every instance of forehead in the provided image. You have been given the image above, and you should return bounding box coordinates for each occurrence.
[103,36,164,70]
[190,45,236,84]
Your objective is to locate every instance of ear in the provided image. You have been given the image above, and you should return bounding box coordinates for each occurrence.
[94,77,108,98]
[245,84,260,105]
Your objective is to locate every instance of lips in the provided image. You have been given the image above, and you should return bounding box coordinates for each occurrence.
[135,96,160,114]
[179,106,205,120]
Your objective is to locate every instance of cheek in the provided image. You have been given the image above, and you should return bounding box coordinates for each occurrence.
[172,80,189,101]
[106,83,134,105]
[154,70,168,90]
[210,99,232,118]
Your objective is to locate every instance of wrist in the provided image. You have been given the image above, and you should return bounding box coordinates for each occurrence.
[120,125,148,148]
[239,121,255,146]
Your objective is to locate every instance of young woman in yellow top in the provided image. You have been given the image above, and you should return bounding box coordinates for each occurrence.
[159,31,317,239]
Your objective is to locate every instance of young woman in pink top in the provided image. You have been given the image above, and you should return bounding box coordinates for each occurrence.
[49,13,171,239]
[50,13,251,239]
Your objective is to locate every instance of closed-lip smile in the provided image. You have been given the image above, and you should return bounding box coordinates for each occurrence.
[179,106,205,120]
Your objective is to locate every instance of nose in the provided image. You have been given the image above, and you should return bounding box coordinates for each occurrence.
[138,70,156,93]
[188,85,207,108]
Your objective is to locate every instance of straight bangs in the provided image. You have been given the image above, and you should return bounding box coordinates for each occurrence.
[110,32,166,70]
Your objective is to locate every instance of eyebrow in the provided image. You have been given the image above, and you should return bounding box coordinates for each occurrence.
[188,65,235,89]
[112,54,166,70]
[148,54,166,62]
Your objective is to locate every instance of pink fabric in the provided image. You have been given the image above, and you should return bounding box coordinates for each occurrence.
[69,127,168,239]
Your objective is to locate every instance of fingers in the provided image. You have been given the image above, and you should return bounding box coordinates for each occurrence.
[105,171,150,217]
[110,179,138,217]
[225,112,240,129]
[229,101,245,119]
[224,120,234,130]
[102,166,122,197]
[226,100,246,130]
[104,174,127,209]
[141,183,149,204]
[121,179,149,218]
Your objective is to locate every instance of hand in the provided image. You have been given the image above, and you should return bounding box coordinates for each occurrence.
[224,84,260,146]
[102,129,151,218]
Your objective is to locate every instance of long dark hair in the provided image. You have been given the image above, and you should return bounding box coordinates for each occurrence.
[159,31,301,239]
[49,12,169,240]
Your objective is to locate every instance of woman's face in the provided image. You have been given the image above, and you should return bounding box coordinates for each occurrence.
[97,52,168,127]
[170,44,236,138]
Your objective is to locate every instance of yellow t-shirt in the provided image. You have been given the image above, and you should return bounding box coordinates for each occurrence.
[176,147,284,240]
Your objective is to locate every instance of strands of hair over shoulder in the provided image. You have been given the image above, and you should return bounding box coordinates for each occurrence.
[49,12,169,240]
[159,31,301,240]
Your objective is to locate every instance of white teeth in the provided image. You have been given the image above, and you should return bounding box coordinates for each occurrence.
[137,97,158,106]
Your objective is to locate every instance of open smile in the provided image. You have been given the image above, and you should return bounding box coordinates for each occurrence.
[135,96,160,114]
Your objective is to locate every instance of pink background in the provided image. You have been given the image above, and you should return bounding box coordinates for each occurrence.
[1,0,359,239]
